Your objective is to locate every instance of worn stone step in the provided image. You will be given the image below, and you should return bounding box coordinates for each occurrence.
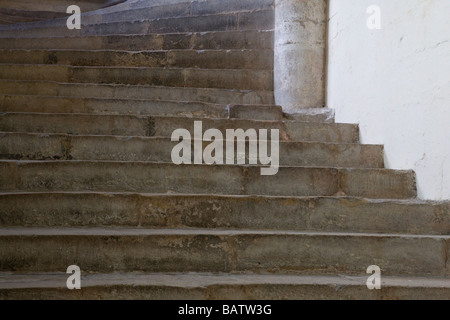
[89,0,275,26]
[0,96,333,122]
[0,31,274,51]
[0,193,447,235]
[285,108,336,123]
[84,2,192,25]
[0,80,274,105]
[3,0,274,30]
[0,114,358,143]
[0,228,445,275]
[0,0,123,17]
[0,95,228,118]
[0,133,384,168]
[0,49,273,70]
[0,161,416,199]
[0,10,274,38]
[1,272,449,300]
[228,104,283,121]
[0,64,273,91]
[0,10,62,26]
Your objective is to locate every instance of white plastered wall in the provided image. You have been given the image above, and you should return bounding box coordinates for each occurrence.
[327,0,450,200]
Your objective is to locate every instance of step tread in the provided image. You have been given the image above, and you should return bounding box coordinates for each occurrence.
[0,192,446,235]
[0,94,222,104]
[0,9,275,38]
[0,160,417,199]
[0,227,443,276]
[0,272,449,290]
[0,30,275,51]
[0,132,374,146]
[0,160,414,176]
[0,227,448,239]
[0,48,273,69]
[0,131,384,167]
[0,63,272,72]
[0,94,226,112]
[0,80,275,105]
[0,159,399,171]
[0,64,274,91]
[0,112,351,127]
[0,191,432,201]
[0,30,274,39]
[5,8,274,28]
[0,79,273,95]
[0,48,269,53]
[2,0,274,31]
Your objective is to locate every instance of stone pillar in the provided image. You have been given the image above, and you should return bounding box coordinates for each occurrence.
[274,0,327,113]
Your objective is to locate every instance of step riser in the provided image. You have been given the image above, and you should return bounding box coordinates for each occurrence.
[0,134,384,168]
[0,65,273,91]
[0,233,445,276]
[0,10,274,38]
[0,31,274,51]
[0,162,416,199]
[0,81,275,105]
[0,114,359,144]
[0,50,273,70]
[0,194,447,235]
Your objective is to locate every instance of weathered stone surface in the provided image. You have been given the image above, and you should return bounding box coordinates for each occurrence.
[0,160,415,198]
[0,9,274,38]
[1,273,449,300]
[340,169,417,199]
[0,229,446,275]
[1,193,448,235]
[228,104,283,120]
[0,80,274,105]
[4,95,331,120]
[285,108,335,123]
[0,161,332,196]
[0,0,444,300]
[0,31,274,51]
[191,0,274,16]
[0,0,123,26]
[89,2,192,24]
[0,64,273,91]
[166,49,273,70]
[0,113,359,143]
[1,96,335,122]
[0,50,171,68]
[0,230,231,273]
[0,95,227,118]
[274,0,327,111]
[238,10,274,31]
[0,133,384,167]
[0,0,274,29]
[232,232,447,276]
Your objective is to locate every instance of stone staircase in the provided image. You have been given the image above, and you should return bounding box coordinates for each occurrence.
[0,0,449,300]
[0,0,125,25]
